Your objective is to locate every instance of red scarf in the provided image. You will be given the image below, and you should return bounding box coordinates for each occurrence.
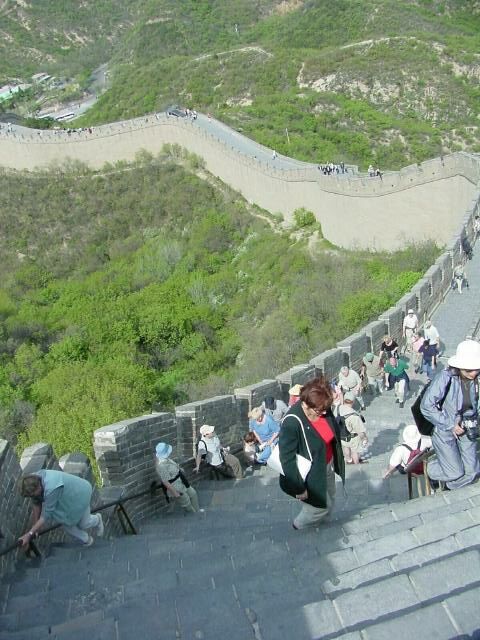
[309,416,334,463]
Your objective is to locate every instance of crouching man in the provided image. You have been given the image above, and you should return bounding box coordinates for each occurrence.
[19,470,104,548]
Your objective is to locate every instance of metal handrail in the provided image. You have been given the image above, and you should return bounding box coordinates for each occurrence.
[0,480,167,559]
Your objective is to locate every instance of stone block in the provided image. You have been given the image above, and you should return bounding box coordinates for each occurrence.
[423,264,444,311]
[337,332,370,371]
[408,550,480,600]
[309,348,346,381]
[356,530,418,565]
[412,510,475,545]
[362,602,458,640]
[334,574,419,627]
[322,557,392,595]
[391,535,458,572]
[364,320,387,353]
[378,306,403,343]
[444,587,480,636]
[234,380,281,412]
[397,291,418,316]
[276,364,316,400]
[411,278,431,317]
[435,252,453,295]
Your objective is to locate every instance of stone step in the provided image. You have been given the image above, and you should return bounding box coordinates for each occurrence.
[255,549,480,639]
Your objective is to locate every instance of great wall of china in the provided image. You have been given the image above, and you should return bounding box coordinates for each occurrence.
[1,114,480,574]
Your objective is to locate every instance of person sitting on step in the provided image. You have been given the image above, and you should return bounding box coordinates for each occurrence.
[383,424,432,479]
[248,406,280,464]
[194,424,243,479]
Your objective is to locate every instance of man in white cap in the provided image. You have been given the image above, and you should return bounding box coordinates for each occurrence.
[402,309,419,353]
[154,442,202,512]
[195,425,243,479]
[383,425,432,479]
[420,340,480,490]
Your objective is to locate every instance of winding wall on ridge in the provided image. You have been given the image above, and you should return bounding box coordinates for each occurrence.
[1,114,479,250]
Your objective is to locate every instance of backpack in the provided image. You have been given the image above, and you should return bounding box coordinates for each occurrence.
[411,377,452,436]
[401,440,424,475]
[336,411,365,442]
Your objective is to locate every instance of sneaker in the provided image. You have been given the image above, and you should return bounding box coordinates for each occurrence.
[198,508,205,513]
[81,535,94,547]
[96,514,104,537]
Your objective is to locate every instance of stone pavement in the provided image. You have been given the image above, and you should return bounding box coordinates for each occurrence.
[1,470,480,639]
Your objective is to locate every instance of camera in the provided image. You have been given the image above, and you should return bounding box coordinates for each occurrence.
[462,419,479,442]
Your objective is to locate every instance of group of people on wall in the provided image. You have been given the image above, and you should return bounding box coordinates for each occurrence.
[16,328,480,544]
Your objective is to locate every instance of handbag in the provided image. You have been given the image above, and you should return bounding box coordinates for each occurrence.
[266,414,312,480]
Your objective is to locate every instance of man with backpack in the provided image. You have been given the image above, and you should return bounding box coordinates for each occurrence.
[337,391,368,464]
[383,424,431,479]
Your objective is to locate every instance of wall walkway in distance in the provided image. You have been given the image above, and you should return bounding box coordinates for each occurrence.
[1,114,479,250]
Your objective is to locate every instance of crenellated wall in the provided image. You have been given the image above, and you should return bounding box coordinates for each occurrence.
[1,153,480,572]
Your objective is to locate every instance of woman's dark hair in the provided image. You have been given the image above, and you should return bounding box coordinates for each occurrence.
[300,377,333,413]
[244,432,256,443]
[263,396,275,411]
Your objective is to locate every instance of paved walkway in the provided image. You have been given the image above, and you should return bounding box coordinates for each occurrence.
[330,244,480,511]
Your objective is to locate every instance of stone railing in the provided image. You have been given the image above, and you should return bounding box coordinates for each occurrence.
[1,160,479,573]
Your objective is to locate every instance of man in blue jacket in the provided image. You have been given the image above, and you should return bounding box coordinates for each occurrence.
[420,340,480,490]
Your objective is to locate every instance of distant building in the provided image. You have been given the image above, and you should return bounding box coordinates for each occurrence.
[32,72,51,84]
[0,84,23,103]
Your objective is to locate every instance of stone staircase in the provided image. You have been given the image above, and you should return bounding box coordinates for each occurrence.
[1,465,480,640]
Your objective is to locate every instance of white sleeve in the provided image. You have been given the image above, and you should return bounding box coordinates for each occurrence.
[389,446,408,469]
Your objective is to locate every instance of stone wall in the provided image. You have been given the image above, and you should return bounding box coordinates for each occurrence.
[90,189,480,521]
[0,116,479,250]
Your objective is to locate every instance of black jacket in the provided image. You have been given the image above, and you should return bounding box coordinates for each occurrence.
[278,401,345,508]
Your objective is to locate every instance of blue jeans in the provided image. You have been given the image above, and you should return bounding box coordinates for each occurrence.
[257,444,273,464]
[428,428,480,489]
[422,361,434,380]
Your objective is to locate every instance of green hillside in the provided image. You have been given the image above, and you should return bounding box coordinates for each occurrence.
[1,1,479,169]
[0,151,438,462]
